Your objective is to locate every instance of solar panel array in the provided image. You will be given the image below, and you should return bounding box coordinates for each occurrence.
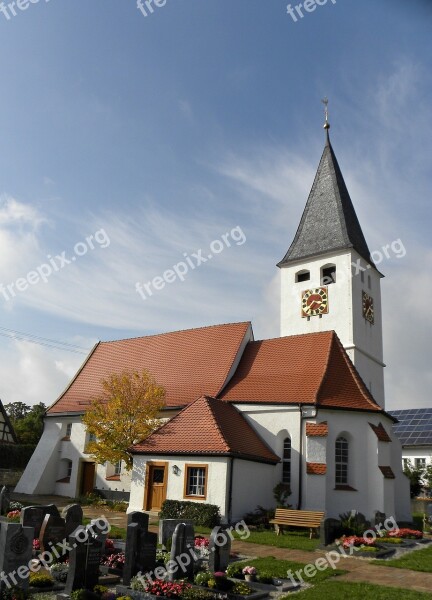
[389,408,432,446]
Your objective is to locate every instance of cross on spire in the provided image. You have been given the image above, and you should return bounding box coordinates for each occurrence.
[321,97,330,133]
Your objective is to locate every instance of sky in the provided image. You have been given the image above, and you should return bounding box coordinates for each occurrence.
[0,0,431,410]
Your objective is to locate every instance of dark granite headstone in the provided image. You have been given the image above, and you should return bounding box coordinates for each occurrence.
[159,518,194,550]
[320,518,341,546]
[169,522,195,581]
[427,504,432,520]
[0,486,11,515]
[39,513,66,553]
[123,512,157,586]
[20,504,60,539]
[62,503,83,537]
[372,511,386,528]
[208,526,231,572]
[64,524,105,594]
[0,522,34,594]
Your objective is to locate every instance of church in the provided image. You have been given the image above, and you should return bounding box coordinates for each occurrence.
[16,117,411,524]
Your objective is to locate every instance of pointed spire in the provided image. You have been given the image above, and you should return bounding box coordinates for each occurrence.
[277,105,372,268]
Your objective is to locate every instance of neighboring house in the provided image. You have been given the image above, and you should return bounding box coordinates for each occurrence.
[389,408,432,482]
[16,125,411,523]
[0,399,17,445]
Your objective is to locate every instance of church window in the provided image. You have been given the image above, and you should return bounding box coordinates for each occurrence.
[66,460,73,478]
[335,437,349,485]
[114,460,122,476]
[360,271,364,283]
[65,423,72,438]
[184,464,207,498]
[368,275,371,289]
[282,437,291,484]
[415,458,426,469]
[296,270,310,283]
[321,264,336,285]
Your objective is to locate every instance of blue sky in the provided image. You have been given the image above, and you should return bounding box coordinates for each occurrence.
[0,0,431,409]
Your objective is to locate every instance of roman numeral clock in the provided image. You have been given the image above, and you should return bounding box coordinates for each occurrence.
[362,291,374,324]
[301,287,329,317]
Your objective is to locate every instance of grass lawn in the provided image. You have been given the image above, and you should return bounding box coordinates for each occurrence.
[373,544,432,573]
[281,580,432,599]
[194,526,320,551]
[83,517,126,540]
[232,556,345,584]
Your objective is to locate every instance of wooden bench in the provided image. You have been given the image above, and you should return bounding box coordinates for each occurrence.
[269,508,325,538]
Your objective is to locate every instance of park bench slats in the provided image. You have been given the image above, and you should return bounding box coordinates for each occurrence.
[269,508,325,538]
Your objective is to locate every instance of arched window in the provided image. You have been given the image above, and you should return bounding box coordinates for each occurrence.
[335,437,348,485]
[296,270,310,283]
[282,437,291,484]
[321,264,336,285]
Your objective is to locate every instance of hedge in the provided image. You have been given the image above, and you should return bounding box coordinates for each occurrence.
[159,499,221,528]
[0,445,36,469]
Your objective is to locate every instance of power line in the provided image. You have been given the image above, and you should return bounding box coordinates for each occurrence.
[0,327,90,355]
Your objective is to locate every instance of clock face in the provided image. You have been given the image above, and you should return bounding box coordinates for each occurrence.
[362,291,374,324]
[301,287,329,317]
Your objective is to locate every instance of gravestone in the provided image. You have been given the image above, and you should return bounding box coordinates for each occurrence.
[372,511,386,528]
[427,504,432,521]
[0,486,11,515]
[0,522,34,594]
[123,512,157,586]
[208,526,231,572]
[21,504,60,539]
[320,518,341,546]
[62,503,83,537]
[39,513,66,553]
[64,522,106,593]
[159,518,194,550]
[169,522,195,581]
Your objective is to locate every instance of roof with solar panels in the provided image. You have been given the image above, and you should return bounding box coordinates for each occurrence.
[389,408,432,447]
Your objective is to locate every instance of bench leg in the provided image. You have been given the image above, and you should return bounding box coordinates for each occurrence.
[274,524,280,536]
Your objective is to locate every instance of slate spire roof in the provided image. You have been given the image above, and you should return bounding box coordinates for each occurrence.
[278,133,372,267]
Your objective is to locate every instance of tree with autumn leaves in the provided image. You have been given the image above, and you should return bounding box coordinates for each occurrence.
[82,369,166,471]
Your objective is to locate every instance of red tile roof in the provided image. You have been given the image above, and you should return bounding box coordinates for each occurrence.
[47,323,251,414]
[379,466,395,479]
[369,423,392,442]
[306,422,328,437]
[131,395,279,464]
[220,331,381,412]
[307,463,327,475]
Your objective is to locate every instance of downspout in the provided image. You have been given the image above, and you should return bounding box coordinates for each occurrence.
[298,404,303,509]
[227,457,234,523]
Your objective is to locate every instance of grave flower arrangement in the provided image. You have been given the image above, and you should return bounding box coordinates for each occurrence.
[105,538,115,553]
[387,528,423,539]
[100,551,126,570]
[194,536,210,559]
[131,577,191,598]
[241,567,257,576]
[50,561,70,582]
[341,536,377,549]
[6,509,21,522]
[33,538,41,551]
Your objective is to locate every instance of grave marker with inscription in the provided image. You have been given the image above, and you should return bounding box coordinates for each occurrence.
[0,522,34,594]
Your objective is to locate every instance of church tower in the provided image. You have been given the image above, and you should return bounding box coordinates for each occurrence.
[278,105,385,407]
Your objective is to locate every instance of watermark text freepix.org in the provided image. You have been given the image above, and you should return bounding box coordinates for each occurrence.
[0,228,111,303]
[137,0,167,18]
[135,226,246,301]
[0,0,51,21]
[287,0,336,22]
[0,518,110,590]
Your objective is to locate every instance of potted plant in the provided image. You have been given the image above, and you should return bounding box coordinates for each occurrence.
[242,566,257,582]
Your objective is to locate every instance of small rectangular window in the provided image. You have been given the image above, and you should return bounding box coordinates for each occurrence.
[66,461,73,478]
[415,458,426,469]
[321,266,336,285]
[296,271,310,283]
[184,465,207,498]
[114,461,122,476]
[66,423,72,437]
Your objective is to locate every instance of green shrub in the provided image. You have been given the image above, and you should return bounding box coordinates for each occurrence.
[195,572,213,586]
[29,573,54,588]
[93,585,109,595]
[182,588,217,600]
[231,581,253,595]
[379,537,403,544]
[160,500,221,528]
[0,444,36,468]
[242,506,275,529]
[226,563,244,579]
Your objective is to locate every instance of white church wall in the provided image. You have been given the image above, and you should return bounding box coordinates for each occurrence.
[129,455,229,519]
[15,418,63,494]
[234,404,301,506]
[230,459,276,522]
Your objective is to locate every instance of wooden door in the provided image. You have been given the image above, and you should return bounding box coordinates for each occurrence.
[81,462,96,495]
[146,464,167,510]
